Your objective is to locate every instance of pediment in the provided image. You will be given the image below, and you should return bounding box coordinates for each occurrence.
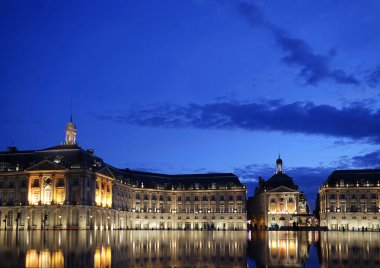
[25,160,67,172]
[96,167,115,179]
[267,185,297,193]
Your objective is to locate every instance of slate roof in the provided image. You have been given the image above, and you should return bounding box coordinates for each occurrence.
[0,145,245,189]
[0,145,104,172]
[263,172,298,191]
[125,170,244,190]
[324,169,380,187]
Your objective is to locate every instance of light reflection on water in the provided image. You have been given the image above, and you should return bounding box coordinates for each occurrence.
[247,231,380,268]
[0,230,379,267]
[0,231,246,267]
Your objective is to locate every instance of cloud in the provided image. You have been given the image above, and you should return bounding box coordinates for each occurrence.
[98,99,380,143]
[234,163,272,183]
[366,65,380,88]
[238,2,360,86]
[352,150,380,168]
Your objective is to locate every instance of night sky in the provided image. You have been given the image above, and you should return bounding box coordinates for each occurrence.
[2,1,380,210]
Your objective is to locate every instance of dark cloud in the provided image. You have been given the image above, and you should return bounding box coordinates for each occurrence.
[98,99,380,143]
[367,65,380,88]
[238,2,360,86]
[352,150,380,168]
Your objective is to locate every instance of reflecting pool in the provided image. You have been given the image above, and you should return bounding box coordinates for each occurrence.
[0,230,379,267]
[0,230,246,267]
[247,230,380,267]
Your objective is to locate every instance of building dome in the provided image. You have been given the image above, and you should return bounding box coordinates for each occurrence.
[276,155,283,174]
[66,121,76,129]
[276,156,282,165]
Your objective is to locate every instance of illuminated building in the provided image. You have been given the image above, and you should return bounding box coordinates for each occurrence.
[0,118,247,230]
[319,169,380,231]
[249,156,311,229]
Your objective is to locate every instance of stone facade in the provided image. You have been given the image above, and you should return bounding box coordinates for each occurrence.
[0,119,246,231]
[319,169,380,231]
[250,157,311,229]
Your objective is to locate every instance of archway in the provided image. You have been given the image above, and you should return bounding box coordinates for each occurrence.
[72,209,78,227]
[44,185,53,205]
[54,209,61,227]
[96,210,101,230]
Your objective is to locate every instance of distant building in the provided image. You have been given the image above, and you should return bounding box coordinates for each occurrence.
[249,156,310,229]
[319,169,380,231]
[0,118,247,230]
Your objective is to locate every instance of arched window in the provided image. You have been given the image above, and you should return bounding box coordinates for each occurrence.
[44,186,53,205]
[7,210,13,226]
[86,210,91,226]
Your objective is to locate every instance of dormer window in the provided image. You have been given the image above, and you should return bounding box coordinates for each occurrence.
[54,155,63,164]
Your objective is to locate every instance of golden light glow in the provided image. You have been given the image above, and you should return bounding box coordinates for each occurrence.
[26,250,39,268]
[96,177,113,208]
[94,246,111,268]
[26,249,64,268]
[28,175,67,206]
[43,187,52,205]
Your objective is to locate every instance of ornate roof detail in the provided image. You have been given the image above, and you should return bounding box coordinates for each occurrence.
[25,160,67,172]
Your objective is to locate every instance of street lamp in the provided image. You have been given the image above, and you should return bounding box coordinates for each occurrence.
[90,215,93,230]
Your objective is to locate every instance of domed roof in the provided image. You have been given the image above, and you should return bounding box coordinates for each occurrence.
[66,121,76,129]
[276,155,282,165]
[264,172,297,190]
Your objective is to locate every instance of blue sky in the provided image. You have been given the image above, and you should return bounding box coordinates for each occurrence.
[1,0,380,210]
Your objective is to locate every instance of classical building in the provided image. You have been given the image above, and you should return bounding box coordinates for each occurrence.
[0,118,247,230]
[319,169,380,231]
[249,156,310,230]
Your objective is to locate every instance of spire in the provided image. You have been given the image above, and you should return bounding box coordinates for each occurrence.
[276,154,283,174]
[65,117,77,145]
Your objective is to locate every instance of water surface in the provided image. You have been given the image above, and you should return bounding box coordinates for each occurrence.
[0,230,379,267]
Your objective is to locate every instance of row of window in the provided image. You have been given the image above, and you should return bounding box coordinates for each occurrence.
[0,180,27,188]
[134,203,243,213]
[270,197,294,203]
[134,194,243,202]
[327,205,379,212]
[329,193,378,199]
[331,215,378,220]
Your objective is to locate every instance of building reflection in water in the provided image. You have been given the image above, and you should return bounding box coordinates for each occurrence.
[0,230,246,268]
[26,249,64,268]
[94,246,111,268]
[319,231,380,267]
[247,230,380,267]
[247,231,316,267]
